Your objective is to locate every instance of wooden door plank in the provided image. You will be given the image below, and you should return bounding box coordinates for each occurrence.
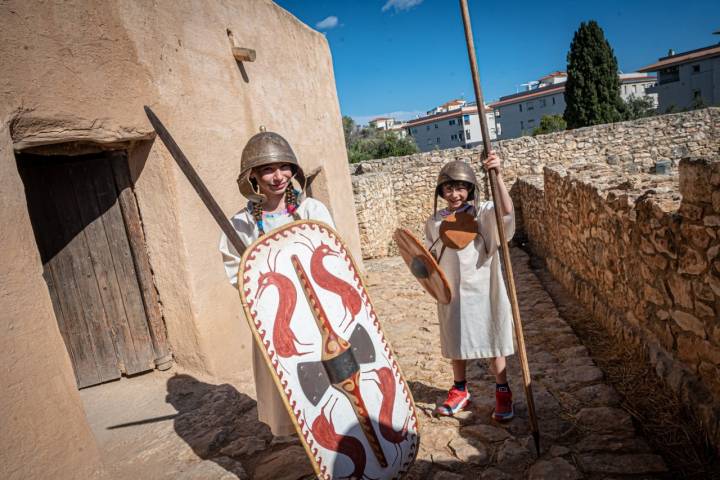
[26,161,106,387]
[67,160,138,374]
[110,154,171,366]
[90,158,155,374]
[50,161,121,384]
[22,159,100,388]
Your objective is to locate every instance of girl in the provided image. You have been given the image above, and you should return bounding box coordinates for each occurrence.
[424,152,515,421]
[219,128,334,436]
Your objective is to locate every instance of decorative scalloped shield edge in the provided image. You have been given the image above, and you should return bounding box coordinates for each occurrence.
[238,220,420,479]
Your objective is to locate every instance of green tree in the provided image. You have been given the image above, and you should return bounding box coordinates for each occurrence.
[342,116,358,149]
[342,119,419,163]
[532,114,567,136]
[623,95,656,120]
[564,20,625,129]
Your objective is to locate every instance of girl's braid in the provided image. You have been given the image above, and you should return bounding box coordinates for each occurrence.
[252,201,265,235]
[285,184,299,215]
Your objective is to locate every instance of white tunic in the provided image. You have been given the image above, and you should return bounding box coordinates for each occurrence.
[424,201,516,360]
[219,197,334,435]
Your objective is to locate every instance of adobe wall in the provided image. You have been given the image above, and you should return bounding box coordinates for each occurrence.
[517,158,720,449]
[351,108,720,258]
[0,1,359,478]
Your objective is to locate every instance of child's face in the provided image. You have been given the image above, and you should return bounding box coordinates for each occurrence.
[441,181,470,210]
[251,162,294,197]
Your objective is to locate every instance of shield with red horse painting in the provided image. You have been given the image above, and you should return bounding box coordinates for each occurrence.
[238,220,420,480]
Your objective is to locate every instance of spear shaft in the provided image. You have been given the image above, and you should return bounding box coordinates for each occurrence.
[458,0,540,454]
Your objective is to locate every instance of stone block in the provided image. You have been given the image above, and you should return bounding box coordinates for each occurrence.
[682,223,712,249]
[575,407,635,435]
[679,157,717,203]
[528,458,581,480]
[666,273,694,309]
[695,300,716,319]
[678,248,708,275]
[671,310,707,338]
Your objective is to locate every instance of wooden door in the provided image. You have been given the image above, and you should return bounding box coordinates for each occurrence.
[18,152,162,388]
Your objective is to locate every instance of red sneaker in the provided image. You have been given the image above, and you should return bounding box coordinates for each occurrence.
[435,386,471,416]
[492,386,514,421]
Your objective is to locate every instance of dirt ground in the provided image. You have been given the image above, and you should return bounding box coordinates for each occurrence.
[81,248,700,479]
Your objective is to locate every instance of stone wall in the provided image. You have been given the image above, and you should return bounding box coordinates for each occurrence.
[516,158,720,449]
[351,108,720,259]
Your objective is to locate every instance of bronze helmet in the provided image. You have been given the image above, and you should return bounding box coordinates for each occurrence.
[236,127,306,203]
[433,160,479,217]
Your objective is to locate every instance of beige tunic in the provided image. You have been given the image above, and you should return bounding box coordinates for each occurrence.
[425,201,515,360]
[219,197,334,435]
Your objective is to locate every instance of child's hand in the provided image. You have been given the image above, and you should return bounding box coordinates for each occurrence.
[483,151,503,173]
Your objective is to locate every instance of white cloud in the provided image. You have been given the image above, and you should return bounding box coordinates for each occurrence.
[351,110,425,126]
[315,16,339,30]
[381,0,423,13]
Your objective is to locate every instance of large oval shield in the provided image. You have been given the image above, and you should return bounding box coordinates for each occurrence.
[239,220,419,479]
[393,228,452,304]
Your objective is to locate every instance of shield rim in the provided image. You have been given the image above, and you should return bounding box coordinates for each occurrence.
[393,228,452,305]
[237,219,420,479]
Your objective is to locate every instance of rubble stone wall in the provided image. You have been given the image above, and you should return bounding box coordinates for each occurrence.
[351,108,720,259]
[517,158,720,449]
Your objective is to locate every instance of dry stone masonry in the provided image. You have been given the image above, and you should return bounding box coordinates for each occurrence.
[351,108,720,259]
[351,107,720,453]
[516,157,720,451]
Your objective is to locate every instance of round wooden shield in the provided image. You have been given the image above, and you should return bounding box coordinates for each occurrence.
[239,221,419,479]
[393,228,452,305]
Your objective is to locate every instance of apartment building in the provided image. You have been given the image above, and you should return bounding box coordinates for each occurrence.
[406,100,497,152]
[639,44,720,112]
[490,72,656,140]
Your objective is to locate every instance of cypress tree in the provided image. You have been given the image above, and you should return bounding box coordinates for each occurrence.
[564,20,625,129]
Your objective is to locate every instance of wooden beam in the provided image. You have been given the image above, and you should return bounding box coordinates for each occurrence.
[232,47,256,63]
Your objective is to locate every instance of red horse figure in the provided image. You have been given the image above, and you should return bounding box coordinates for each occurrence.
[296,233,363,332]
[303,397,376,480]
[364,367,410,465]
[255,250,312,359]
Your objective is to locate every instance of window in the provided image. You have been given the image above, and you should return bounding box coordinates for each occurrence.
[434,123,439,129]
[449,119,456,125]
[539,98,546,108]
[411,128,418,134]
[465,129,471,140]
[463,114,471,125]
[519,104,523,112]
[693,89,702,99]
[520,120,524,130]
[436,137,440,143]
[426,125,431,131]
[632,84,637,93]
[451,134,458,140]
[427,138,433,145]
[458,131,464,140]
[494,110,500,117]
[552,96,556,105]
[527,102,534,111]
[528,118,535,124]
[692,64,700,73]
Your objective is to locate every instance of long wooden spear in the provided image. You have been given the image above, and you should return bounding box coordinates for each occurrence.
[458,0,540,454]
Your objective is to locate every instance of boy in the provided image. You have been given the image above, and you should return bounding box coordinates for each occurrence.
[424,153,515,420]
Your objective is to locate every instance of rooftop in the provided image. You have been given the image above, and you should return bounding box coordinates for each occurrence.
[638,44,720,72]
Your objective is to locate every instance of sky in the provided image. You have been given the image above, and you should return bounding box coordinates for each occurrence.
[274,0,720,125]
